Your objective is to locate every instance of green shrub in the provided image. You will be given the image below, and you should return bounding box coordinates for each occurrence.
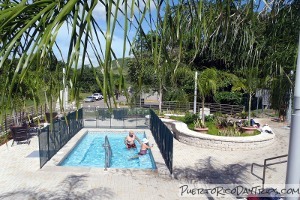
[194,118,206,128]
[242,120,249,127]
[240,112,248,119]
[184,112,198,124]
[206,121,219,135]
[205,115,215,122]
[214,112,224,118]
[218,126,240,136]
[214,91,243,105]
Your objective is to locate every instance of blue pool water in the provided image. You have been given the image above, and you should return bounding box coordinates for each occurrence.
[60,132,156,169]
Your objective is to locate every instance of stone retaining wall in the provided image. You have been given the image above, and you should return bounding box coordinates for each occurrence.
[162,119,275,151]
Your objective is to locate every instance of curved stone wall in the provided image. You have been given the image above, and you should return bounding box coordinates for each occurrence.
[162,119,275,151]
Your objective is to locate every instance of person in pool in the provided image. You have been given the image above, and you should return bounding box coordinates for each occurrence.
[138,138,153,155]
[129,138,154,160]
[124,130,141,149]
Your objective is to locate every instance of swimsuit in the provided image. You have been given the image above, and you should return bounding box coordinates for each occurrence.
[127,143,136,149]
[138,149,147,155]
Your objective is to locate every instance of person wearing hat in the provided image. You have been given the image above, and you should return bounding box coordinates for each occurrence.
[138,138,153,155]
[124,130,141,149]
[129,138,154,160]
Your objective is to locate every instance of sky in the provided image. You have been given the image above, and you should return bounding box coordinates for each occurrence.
[51,0,278,67]
[53,0,156,67]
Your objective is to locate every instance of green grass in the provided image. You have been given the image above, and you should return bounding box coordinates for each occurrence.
[206,121,219,135]
[169,116,185,121]
[239,130,261,137]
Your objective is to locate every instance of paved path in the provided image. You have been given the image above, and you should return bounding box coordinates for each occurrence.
[0,118,290,199]
[173,118,289,186]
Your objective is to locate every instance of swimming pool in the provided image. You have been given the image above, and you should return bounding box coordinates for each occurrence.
[60,132,156,170]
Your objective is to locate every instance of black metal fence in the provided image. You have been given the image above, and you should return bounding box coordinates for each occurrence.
[38,107,173,173]
[83,107,150,128]
[150,109,173,174]
[131,101,244,116]
[38,109,83,168]
[0,104,49,136]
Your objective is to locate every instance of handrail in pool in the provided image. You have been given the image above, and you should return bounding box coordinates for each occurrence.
[103,135,112,170]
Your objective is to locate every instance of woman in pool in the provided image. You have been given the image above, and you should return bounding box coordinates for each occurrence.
[124,130,141,149]
[129,138,153,160]
[138,138,153,155]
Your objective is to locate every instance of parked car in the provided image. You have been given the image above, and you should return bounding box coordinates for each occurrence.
[92,93,103,100]
[84,96,96,102]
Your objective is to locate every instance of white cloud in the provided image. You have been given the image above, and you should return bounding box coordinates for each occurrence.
[92,0,155,22]
[93,2,107,21]
[53,23,131,66]
[52,0,156,65]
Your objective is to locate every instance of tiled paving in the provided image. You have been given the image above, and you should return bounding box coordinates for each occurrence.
[0,118,290,199]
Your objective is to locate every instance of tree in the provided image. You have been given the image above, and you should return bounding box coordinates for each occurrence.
[245,68,260,123]
[0,0,144,111]
[198,68,217,124]
[0,0,298,117]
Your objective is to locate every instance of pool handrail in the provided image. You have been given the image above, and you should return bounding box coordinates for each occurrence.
[104,135,112,170]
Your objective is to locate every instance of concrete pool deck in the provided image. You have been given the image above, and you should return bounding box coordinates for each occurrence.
[0,117,290,199]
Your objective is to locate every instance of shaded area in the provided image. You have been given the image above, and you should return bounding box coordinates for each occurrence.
[0,175,115,200]
[173,157,250,184]
[26,150,40,158]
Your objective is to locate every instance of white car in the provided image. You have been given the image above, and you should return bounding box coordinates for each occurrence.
[84,96,96,102]
[92,93,103,100]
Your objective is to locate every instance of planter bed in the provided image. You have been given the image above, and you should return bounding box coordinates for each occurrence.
[162,119,275,151]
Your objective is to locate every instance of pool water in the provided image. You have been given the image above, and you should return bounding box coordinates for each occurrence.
[60,132,156,169]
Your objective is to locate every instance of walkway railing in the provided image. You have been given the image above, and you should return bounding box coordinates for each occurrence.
[38,108,84,168]
[251,154,288,189]
[103,135,112,170]
[150,109,173,174]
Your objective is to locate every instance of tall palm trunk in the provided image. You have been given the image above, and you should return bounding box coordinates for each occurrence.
[248,93,252,125]
[159,79,163,114]
[201,96,205,124]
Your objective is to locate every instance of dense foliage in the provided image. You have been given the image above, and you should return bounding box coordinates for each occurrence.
[0,0,299,120]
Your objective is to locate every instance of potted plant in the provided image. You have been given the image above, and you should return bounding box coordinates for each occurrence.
[240,120,258,134]
[193,118,208,133]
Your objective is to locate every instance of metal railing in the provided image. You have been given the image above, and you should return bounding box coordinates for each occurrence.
[0,104,49,136]
[251,154,288,189]
[130,101,244,116]
[1,101,244,136]
[83,107,150,128]
[103,135,112,170]
[0,104,79,136]
[150,109,173,174]
[38,108,84,168]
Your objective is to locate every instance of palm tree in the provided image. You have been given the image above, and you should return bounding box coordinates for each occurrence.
[0,0,146,112]
[198,68,217,124]
[232,67,260,125]
[0,0,295,118]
